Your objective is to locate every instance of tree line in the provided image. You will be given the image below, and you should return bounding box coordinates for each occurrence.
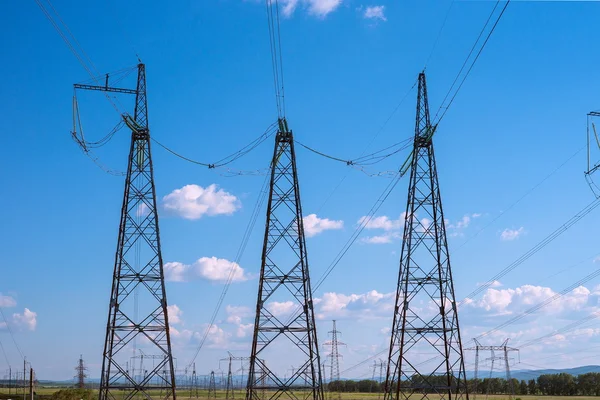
[326,372,600,396]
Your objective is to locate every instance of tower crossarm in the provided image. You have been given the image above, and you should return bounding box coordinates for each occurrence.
[74,83,137,95]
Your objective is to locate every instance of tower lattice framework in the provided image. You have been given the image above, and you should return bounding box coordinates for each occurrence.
[84,64,177,400]
[384,72,468,400]
[246,118,324,400]
[323,321,345,400]
[75,355,87,389]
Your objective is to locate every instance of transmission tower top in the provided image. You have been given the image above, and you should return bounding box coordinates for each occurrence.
[384,71,469,400]
[73,64,177,400]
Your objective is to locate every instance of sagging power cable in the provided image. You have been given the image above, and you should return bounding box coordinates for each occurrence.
[152,121,278,170]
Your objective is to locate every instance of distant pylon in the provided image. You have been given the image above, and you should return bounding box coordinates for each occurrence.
[209,371,217,400]
[323,321,345,400]
[74,64,177,400]
[465,339,519,400]
[192,364,198,399]
[226,358,235,400]
[383,72,469,400]
[74,355,87,389]
[246,117,324,400]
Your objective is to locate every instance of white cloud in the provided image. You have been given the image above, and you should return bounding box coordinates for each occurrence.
[226,305,252,325]
[13,308,37,331]
[225,305,254,337]
[307,0,342,16]
[0,294,16,308]
[455,215,471,229]
[195,257,248,282]
[236,323,254,338]
[136,203,150,218]
[162,184,240,220]
[280,0,342,17]
[170,326,194,341]
[477,280,503,288]
[364,5,386,21]
[267,301,296,317]
[164,257,249,283]
[303,214,343,237]
[164,262,189,282]
[167,304,183,324]
[472,213,482,218]
[198,324,231,349]
[358,214,405,231]
[501,227,525,241]
[466,284,594,316]
[280,0,300,16]
[361,232,401,244]
[316,290,394,319]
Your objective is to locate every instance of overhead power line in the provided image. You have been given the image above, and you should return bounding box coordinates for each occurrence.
[0,307,24,361]
[434,0,511,126]
[459,196,600,306]
[152,121,278,170]
[455,145,585,252]
[469,253,600,343]
[265,0,286,118]
[35,0,121,114]
[284,167,405,328]
[186,168,272,368]
[0,338,10,368]
[296,138,412,167]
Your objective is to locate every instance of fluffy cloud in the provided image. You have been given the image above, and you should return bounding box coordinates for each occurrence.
[236,323,254,338]
[316,290,394,319]
[167,304,183,324]
[465,284,595,316]
[196,257,248,282]
[364,5,386,21]
[501,227,525,241]
[202,324,231,349]
[446,213,481,237]
[164,257,249,283]
[136,203,150,218]
[303,214,343,237]
[226,305,253,325]
[267,301,296,317]
[13,308,37,331]
[280,0,342,17]
[225,305,254,338]
[164,262,189,282]
[0,294,16,308]
[358,214,405,231]
[162,184,240,220]
[361,233,396,244]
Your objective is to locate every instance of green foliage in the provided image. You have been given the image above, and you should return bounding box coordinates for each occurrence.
[325,372,600,396]
[49,389,93,400]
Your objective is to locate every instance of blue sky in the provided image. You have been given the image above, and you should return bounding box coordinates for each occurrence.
[2,0,600,382]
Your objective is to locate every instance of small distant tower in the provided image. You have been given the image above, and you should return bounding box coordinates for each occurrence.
[74,355,87,389]
[209,371,217,400]
[323,321,345,400]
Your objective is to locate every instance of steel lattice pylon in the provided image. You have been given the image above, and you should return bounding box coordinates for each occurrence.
[323,321,345,400]
[246,118,324,400]
[384,72,469,400]
[85,64,177,400]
